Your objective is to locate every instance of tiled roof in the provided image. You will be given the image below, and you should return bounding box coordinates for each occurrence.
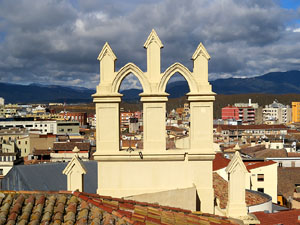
[213,153,230,171]
[0,191,238,225]
[244,160,277,170]
[287,152,300,157]
[214,124,287,130]
[213,153,276,171]
[241,148,287,158]
[53,142,90,151]
[253,209,300,225]
[278,167,300,199]
[213,173,268,209]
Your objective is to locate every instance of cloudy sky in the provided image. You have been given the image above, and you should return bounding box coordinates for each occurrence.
[0,0,299,90]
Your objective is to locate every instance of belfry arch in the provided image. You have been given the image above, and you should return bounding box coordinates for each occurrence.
[112,63,150,93]
[93,29,216,213]
[159,62,198,94]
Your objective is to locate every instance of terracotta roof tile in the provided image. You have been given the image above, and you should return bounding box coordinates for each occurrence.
[245,160,277,170]
[254,209,300,225]
[0,191,238,225]
[213,153,231,171]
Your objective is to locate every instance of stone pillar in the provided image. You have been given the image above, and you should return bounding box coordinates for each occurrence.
[188,94,215,154]
[93,94,122,153]
[62,146,87,192]
[141,94,168,151]
[226,151,248,217]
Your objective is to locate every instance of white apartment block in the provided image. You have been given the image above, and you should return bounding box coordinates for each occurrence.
[263,100,291,124]
[0,120,79,135]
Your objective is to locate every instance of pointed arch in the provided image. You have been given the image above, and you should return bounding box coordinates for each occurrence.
[158,63,198,93]
[112,63,151,93]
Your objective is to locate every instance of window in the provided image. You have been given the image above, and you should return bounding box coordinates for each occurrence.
[25,141,27,144]
[0,169,3,175]
[257,188,264,193]
[67,129,72,132]
[257,174,264,182]
[292,161,296,167]
[279,162,283,167]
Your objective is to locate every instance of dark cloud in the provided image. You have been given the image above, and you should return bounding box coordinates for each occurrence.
[0,0,299,89]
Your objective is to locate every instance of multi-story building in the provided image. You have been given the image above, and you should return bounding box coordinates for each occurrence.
[16,133,56,157]
[0,119,79,135]
[59,112,87,126]
[292,102,300,123]
[222,106,239,120]
[263,100,291,124]
[120,112,134,126]
[222,105,255,124]
[214,124,288,143]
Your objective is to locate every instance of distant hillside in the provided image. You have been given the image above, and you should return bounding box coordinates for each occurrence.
[1,70,300,104]
[0,83,94,104]
[211,70,300,94]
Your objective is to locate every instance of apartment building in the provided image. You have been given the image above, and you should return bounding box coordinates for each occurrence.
[221,106,255,124]
[120,112,135,126]
[59,112,87,126]
[263,100,291,124]
[0,119,79,135]
[292,102,300,123]
[214,124,288,143]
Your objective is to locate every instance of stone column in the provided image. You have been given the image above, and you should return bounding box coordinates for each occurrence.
[140,94,168,152]
[93,94,122,153]
[188,94,215,154]
[226,151,248,217]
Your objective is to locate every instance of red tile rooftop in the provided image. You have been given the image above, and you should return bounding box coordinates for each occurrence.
[0,190,238,225]
[244,160,277,170]
[254,209,300,225]
[213,153,276,171]
[213,153,230,171]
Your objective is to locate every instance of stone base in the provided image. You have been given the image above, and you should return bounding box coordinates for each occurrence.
[96,151,215,213]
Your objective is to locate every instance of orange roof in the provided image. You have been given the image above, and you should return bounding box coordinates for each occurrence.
[254,209,300,225]
[245,160,277,170]
[213,153,277,171]
[0,190,237,224]
[213,153,230,171]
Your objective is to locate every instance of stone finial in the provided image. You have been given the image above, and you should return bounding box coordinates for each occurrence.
[144,29,163,83]
[225,151,248,218]
[73,146,80,156]
[97,42,117,61]
[192,42,210,61]
[192,43,210,84]
[233,143,241,151]
[143,29,163,49]
[62,149,87,192]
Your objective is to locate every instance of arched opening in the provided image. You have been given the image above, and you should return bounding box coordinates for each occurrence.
[118,73,143,151]
[165,72,190,150]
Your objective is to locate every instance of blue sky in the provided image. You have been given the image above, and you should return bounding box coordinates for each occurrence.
[0,0,299,89]
[280,0,300,9]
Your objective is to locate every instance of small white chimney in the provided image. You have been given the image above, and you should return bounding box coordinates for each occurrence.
[248,99,252,107]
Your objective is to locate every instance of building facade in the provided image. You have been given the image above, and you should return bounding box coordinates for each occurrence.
[263,100,291,124]
[292,102,300,123]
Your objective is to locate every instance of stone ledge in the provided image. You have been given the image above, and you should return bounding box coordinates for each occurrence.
[93,151,215,161]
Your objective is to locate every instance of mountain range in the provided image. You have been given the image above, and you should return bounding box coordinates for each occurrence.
[0,70,300,103]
